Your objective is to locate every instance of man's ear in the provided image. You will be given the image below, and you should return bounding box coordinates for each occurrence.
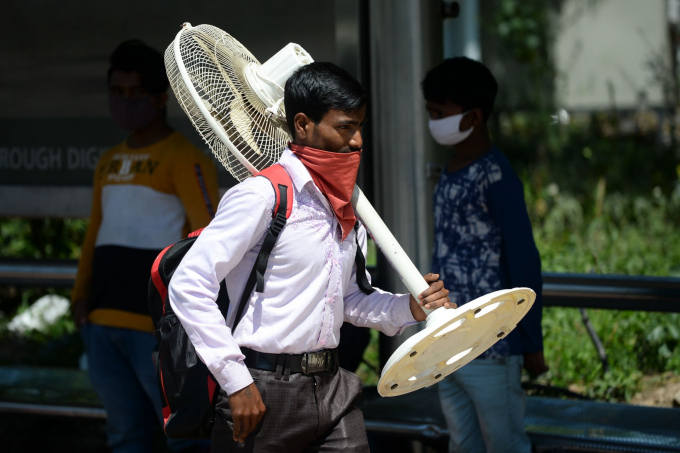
[469,108,484,127]
[460,108,483,132]
[294,112,312,141]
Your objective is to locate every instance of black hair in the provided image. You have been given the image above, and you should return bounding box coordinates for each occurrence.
[108,40,169,95]
[284,62,367,137]
[421,57,498,121]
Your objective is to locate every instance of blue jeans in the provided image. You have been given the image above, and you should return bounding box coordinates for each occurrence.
[437,356,531,453]
[81,323,209,453]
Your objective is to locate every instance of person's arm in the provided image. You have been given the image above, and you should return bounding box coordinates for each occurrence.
[169,179,271,443]
[343,226,453,334]
[172,150,221,230]
[168,179,271,395]
[488,173,547,375]
[71,165,104,328]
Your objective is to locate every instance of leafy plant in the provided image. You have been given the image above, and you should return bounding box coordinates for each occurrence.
[0,219,87,368]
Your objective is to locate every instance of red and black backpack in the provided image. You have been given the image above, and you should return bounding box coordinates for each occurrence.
[147,164,294,439]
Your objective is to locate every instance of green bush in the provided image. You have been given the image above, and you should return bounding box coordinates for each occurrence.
[0,219,87,368]
[534,186,680,401]
[0,218,88,260]
[543,307,680,402]
[497,107,680,402]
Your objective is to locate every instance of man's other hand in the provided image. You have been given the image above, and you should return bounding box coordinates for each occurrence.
[524,351,549,378]
[409,273,455,322]
[228,382,266,443]
[72,300,88,330]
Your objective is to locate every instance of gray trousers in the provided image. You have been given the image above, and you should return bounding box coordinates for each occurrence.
[211,366,369,452]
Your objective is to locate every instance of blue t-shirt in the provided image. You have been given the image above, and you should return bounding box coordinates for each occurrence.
[431,147,543,359]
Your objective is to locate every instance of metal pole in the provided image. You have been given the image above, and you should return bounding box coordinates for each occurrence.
[367,0,444,367]
[443,0,481,60]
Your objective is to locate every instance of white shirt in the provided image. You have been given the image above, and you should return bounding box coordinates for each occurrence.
[168,149,417,395]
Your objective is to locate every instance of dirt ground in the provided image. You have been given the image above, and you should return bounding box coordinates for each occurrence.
[629,372,680,408]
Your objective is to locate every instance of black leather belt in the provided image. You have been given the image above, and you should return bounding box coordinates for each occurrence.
[241,347,339,375]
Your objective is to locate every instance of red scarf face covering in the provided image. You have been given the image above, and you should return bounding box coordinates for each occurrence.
[289,143,361,240]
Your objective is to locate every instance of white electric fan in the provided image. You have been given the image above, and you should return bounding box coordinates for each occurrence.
[165,23,536,397]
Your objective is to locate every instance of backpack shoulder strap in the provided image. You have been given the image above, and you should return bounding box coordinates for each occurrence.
[354,220,376,295]
[253,164,293,292]
[232,164,293,331]
[255,164,293,220]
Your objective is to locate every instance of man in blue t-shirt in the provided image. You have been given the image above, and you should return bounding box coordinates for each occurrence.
[421,57,548,453]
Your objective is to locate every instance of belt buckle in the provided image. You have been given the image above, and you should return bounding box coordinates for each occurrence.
[301,351,327,374]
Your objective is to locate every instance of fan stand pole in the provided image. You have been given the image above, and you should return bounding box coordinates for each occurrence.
[351,185,432,312]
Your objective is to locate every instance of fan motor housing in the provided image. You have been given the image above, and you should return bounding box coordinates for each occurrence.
[244,43,314,119]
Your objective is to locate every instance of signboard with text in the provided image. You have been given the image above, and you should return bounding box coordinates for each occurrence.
[0,118,237,187]
[0,118,239,217]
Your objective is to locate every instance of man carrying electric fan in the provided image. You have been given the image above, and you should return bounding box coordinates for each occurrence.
[168,62,455,452]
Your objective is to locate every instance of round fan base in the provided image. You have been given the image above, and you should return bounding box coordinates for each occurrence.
[377,288,536,397]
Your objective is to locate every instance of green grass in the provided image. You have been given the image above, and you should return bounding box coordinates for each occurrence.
[532,185,680,401]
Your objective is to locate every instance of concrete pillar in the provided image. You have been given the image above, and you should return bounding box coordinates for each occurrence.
[367,0,444,362]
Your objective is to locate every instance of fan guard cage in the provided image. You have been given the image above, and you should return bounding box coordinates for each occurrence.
[165,24,291,182]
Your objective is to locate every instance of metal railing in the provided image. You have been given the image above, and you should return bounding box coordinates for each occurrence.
[542,272,680,312]
[0,260,78,288]
[0,401,105,419]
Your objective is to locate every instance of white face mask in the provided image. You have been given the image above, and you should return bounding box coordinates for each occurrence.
[428,111,474,146]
